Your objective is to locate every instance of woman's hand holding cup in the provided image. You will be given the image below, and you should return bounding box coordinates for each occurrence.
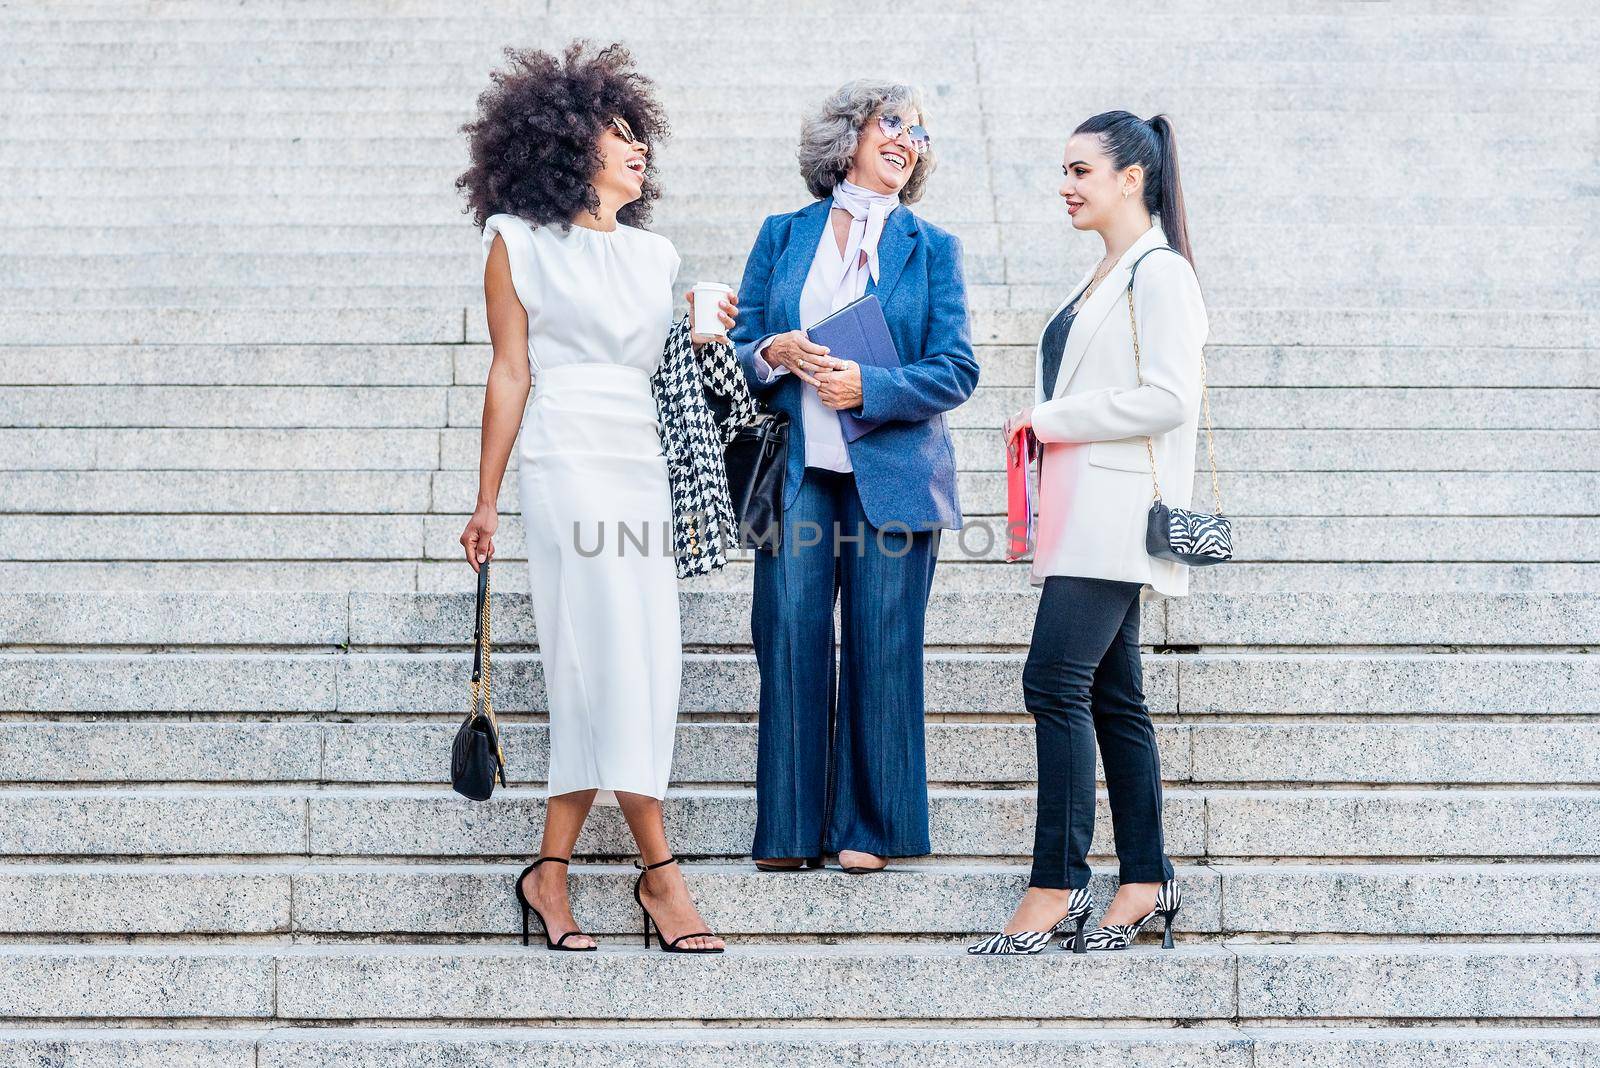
[688,283,737,348]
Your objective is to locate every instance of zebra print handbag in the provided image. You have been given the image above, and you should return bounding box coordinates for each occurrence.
[1126,250,1233,567]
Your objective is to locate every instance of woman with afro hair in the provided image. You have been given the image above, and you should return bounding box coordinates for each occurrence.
[457,42,736,954]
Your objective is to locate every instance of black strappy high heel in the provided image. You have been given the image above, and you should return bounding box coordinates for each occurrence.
[514,857,596,951]
[634,856,725,953]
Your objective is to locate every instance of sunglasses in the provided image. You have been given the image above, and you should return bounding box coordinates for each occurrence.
[876,113,931,154]
[608,116,646,148]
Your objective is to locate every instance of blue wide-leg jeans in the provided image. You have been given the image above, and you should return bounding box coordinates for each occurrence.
[750,467,939,860]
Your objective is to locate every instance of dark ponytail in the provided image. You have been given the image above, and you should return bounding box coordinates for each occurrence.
[1073,110,1194,266]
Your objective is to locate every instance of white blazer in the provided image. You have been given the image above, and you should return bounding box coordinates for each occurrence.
[1028,222,1209,598]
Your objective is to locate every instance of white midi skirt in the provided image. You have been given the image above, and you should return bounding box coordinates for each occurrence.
[518,362,681,804]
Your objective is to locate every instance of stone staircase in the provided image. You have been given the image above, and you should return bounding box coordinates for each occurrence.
[1,1,1598,1063]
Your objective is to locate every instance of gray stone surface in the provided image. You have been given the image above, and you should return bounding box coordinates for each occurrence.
[0,560,420,592]
[1168,592,1600,646]
[0,722,324,783]
[0,470,434,513]
[273,943,1237,1021]
[0,592,347,645]
[1248,1027,1600,1067]
[1206,790,1600,858]
[1219,863,1600,935]
[1179,654,1600,715]
[0,789,305,856]
[0,652,337,711]
[0,946,274,1018]
[254,1026,1255,1067]
[0,1029,259,1067]
[0,514,427,561]
[0,863,289,934]
[0,384,448,429]
[1236,943,1600,1019]
[1189,723,1600,784]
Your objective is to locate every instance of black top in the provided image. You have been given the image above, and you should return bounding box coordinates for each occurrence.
[1040,284,1088,399]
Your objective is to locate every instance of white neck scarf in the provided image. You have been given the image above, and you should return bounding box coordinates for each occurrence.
[830,179,900,288]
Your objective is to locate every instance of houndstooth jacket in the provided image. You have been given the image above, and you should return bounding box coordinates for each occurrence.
[651,315,761,579]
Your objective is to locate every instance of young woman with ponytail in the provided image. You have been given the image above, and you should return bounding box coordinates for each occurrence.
[967,112,1208,956]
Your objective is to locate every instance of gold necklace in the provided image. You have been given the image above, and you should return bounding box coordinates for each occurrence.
[1071,256,1116,312]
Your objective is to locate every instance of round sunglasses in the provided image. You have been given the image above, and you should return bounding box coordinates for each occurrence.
[877,113,931,154]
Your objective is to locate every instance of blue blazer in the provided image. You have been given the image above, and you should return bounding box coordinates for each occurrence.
[730,198,979,531]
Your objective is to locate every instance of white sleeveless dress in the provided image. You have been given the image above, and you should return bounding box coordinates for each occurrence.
[481,213,682,804]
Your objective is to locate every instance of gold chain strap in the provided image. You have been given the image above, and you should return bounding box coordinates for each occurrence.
[1124,282,1223,513]
[467,563,508,785]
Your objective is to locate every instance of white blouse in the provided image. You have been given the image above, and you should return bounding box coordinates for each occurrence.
[749,207,889,473]
[481,212,680,379]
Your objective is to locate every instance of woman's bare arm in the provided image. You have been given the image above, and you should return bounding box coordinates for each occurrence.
[460,232,532,570]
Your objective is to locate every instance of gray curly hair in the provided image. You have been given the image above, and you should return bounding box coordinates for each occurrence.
[797,79,934,204]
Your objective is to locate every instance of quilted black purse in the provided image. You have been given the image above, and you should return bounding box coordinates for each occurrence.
[451,558,508,800]
[1126,248,1233,567]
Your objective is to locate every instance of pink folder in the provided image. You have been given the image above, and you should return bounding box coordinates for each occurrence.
[1005,426,1037,561]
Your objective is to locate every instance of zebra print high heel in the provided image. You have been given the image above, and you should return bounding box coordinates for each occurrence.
[1081,878,1181,951]
[967,886,1094,956]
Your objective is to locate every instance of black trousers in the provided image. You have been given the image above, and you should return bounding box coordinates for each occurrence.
[1023,575,1175,890]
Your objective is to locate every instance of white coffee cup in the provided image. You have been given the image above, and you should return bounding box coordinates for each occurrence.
[692,281,733,337]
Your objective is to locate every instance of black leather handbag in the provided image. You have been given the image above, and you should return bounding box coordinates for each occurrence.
[1126,248,1233,567]
[723,410,788,550]
[451,558,508,800]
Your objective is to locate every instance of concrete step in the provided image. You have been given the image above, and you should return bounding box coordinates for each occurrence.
[4,651,1595,716]
[4,587,1597,647]
[4,380,1594,433]
[13,281,1600,313]
[5,1025,1600,1068]
[3,941,1599,1022]
[2,470,1591,520]
[6,105,1593,144]
[5,342,1592,389]
[3,304,1594,349]
[0,558,1593,596]
[3,53,1594,92]
[0,1026,1258,1068]
[0,785,1209,860]
[1,860,1594,938]
[0,188,1584,229]
[3,718,1596,788]
[13,237,1591,293]
[5,425,1593,475]
[2,783,1598,861]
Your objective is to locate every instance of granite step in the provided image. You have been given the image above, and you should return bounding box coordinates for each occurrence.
[2,784,1597,861]
[2,470,1591,519]
[8,651,1593,716]
[0,558,1590,593]
[3,588,1597,647]
[5,380,1594,433]
[4,860,1596,939]
[5,342,1593,389]
[3,719,1597,789]
[3,941,1599,1023]
[4,1026,1600,1068]
[3,304,1593,349]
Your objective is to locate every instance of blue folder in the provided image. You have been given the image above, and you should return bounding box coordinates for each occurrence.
[805,293,901,442]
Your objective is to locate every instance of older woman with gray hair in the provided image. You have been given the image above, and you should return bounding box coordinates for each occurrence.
[729,79,978,873]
